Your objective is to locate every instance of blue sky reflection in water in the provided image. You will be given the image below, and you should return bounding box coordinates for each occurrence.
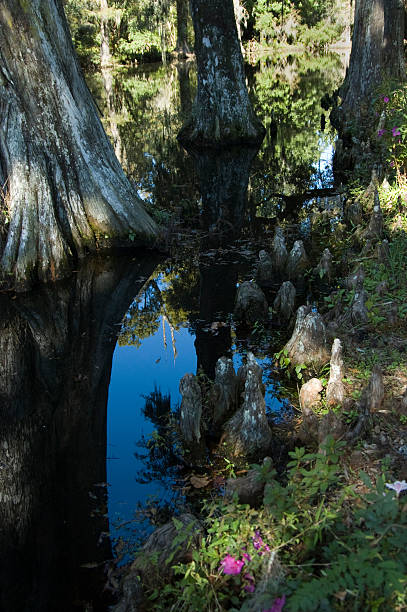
[106,295,289,554]
[107,316,196,551]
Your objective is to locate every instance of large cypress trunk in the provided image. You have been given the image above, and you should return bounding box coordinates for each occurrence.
[334,0,405,129]
[0,0,156,290]
[178,0,264,148]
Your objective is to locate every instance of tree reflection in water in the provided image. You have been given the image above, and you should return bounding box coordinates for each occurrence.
[0,253,160,612]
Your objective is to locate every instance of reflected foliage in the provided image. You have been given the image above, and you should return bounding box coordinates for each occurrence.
[90,53,345,225]
[88,62,199,223]
[118,259,200,348]
[250,52,345,216]
[134,386,183,487]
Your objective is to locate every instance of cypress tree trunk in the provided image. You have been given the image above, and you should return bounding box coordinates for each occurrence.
[178,0,264,148]
[176,0,190,56]
[335,0,405,128]
[0,0,156,290]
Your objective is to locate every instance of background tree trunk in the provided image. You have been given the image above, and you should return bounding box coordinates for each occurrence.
[176,0,190,56]
[100,0,113,69]
[178,0,264,148]
[0,0,156,290]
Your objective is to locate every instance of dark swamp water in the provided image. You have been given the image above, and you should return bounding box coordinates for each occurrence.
[0,51,350,611]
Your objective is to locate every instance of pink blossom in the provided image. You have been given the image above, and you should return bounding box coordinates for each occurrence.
[392,127,401,137]
[253,530,271,554]
[243,572,256,592]
[383,96,390,103]
[263,594,286,612]
[385,480,407,496]
[242,552,252,562]
[219,554,244,575]
[377,128,386,137]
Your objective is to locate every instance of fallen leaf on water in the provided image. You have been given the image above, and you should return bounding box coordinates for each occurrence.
[190,475,210,488]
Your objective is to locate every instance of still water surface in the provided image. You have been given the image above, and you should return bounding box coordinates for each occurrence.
[0,50,348,611]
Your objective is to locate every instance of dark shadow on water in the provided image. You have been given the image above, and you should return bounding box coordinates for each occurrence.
[0,252,161,612]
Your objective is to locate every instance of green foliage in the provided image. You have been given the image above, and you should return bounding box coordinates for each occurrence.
[117,28,162,63]
[286,473,407,611]
[274,349,307,381]
[294,0,335,27]
[298,19,343,50]
[374,84,407,180]
[141,434,407,611]
[64,0,100,69]
[64,0,178,67]
[362,232,407,327]
[252,0,343,49]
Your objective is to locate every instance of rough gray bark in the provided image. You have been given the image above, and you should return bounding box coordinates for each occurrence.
[326,338,346,406]
[297,379,321,444]
[375,239,390,263]
[300,378,323,412]
[131,514,201,589]
[111,573,144,612]
[256,249,273,286]
[234,280,268,326]
[351,285,369,325]
[179,373,203,444]
[344,366,384,441]
[210,356,238,425]
[284,307,330,367]
[362,190,383,241]
[0,0,156,289]
[345,264,365,290]
[178,0,264,147]
[273,281,296,323]
[336,0,405,125]
[286,240,310,280]
[272,226,288,277]
[315,248,333,282]
[223,353,272,459]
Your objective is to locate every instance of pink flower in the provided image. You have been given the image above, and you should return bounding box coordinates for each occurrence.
[385,480,407,496]
[263,594,286,612]
[219,554,244,575]
[243,552,252,562]
[383,96,390,103]
[392,127,401,137]
[253,530,271,554]
[377,129,386,137]
[243,572,256,592]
